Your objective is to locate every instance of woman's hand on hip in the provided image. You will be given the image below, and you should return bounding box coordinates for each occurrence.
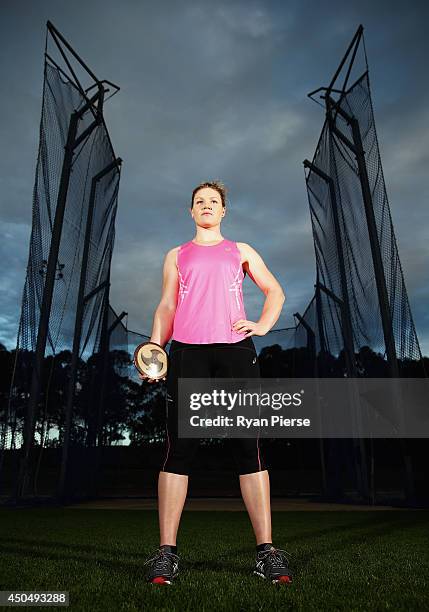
[232,319,269,338]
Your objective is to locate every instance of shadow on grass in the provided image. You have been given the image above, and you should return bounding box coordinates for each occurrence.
[212,514,425,574]
[1,512,426,579]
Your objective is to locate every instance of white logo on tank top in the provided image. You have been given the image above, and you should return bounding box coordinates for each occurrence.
[178,269,189,305]
[229,263,243,309]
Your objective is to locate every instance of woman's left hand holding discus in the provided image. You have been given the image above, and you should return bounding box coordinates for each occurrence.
[133,341,168,384]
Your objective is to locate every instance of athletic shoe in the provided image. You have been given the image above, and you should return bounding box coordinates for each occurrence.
[254,545,293,584]
[143,547,180,585]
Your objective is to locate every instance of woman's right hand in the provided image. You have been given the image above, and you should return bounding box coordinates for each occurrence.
[138,371,166,384]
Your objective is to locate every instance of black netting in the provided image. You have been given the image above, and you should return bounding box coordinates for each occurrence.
[305,70,426,377]
[2,25,427,506]
[2,39,121,497]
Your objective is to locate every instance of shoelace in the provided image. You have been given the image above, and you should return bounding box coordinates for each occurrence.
[258,547,292,568]
[143,548,179,571]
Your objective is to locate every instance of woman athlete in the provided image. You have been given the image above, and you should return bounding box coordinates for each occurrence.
[141,180,293,585]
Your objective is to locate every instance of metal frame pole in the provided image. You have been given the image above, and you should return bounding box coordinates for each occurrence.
[57,158,121,500]
[15,111,79,500]
[326,96,415,504]
[326,96,398,377]
[15,88,105,500]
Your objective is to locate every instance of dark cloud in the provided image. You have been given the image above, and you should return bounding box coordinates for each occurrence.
[1,0,428,356]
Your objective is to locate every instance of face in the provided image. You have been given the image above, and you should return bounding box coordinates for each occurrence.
[191,187,225,227]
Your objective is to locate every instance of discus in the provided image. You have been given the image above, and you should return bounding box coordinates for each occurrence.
[133,341,168,381]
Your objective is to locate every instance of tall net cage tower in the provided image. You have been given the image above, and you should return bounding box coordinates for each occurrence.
[1,21,122,501]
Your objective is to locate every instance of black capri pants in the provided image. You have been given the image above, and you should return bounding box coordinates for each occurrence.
[161,336,267,476]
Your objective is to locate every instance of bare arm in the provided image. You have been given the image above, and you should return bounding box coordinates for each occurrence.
[149,248,179,348]
[139,248,179,383]
[233,242,286,336]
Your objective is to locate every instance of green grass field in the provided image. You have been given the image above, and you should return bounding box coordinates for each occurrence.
[0,508,428,611]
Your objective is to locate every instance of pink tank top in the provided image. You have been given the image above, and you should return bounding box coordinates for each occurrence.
[172,238,247,344]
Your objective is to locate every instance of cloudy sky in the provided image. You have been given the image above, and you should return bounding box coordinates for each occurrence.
[1,0,428,357]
